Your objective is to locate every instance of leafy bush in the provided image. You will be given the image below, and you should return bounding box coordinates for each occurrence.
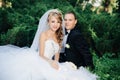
[0,8,13,33]
[0,26,35,47]
[93,53,120,80]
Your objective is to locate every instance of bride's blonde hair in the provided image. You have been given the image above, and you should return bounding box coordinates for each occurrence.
[47,10,63,46]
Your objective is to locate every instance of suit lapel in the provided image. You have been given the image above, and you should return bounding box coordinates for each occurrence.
[66,29,73,44]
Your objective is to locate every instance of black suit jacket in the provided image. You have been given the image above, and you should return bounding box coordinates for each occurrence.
[64,27,94,68]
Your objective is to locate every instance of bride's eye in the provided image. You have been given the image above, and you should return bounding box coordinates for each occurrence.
[51,21,55,23]
[57,21,60,23]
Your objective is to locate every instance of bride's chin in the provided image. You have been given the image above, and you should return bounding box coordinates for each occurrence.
[49,29,56,33]
[52,30,56,32]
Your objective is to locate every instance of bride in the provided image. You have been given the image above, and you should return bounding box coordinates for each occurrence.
[0,9,98,80]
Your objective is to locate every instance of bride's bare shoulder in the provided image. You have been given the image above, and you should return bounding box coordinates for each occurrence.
[40,31,48,40]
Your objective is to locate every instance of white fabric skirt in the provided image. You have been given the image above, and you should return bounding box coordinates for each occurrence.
[0,45,98,80]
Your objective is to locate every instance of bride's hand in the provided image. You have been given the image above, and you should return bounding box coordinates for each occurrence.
[52,60,59,70]
[48,60,59,70]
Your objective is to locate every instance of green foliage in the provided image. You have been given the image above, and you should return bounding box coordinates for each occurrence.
[0,8,13,33]
[90,14,120,54]
[0,26,34,47]
[93,52,120,80]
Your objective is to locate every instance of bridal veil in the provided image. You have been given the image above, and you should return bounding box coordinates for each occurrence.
[30,9,65,51]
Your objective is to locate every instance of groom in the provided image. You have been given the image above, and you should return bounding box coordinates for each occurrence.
[59,11,94,70]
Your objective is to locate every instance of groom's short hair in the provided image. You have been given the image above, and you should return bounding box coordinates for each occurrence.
[64,10,77,20]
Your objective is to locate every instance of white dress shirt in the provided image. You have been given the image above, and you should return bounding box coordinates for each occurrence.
[60,30,70,53]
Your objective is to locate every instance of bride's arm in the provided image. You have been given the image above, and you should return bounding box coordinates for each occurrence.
[54,53,59,61]
[52,53,59,70]
[39,32,50,61]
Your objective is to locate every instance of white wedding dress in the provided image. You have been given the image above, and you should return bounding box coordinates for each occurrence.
[0,39,98,80]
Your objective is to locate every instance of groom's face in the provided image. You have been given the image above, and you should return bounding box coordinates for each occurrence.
[64,13,77,30]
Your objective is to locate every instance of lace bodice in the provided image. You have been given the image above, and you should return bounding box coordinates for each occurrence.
[44,39,59,59]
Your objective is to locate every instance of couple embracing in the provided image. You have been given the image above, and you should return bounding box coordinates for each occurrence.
[0,9,98,80]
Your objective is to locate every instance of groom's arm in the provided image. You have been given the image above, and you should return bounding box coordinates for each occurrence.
[73,32,94,68]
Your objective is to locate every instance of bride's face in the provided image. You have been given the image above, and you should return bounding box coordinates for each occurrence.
[48,16,61,32]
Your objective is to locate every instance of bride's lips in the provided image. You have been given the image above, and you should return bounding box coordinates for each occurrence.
[53,26,58,30]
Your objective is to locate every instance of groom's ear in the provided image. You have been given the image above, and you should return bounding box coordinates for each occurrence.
[75,19,77,25]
